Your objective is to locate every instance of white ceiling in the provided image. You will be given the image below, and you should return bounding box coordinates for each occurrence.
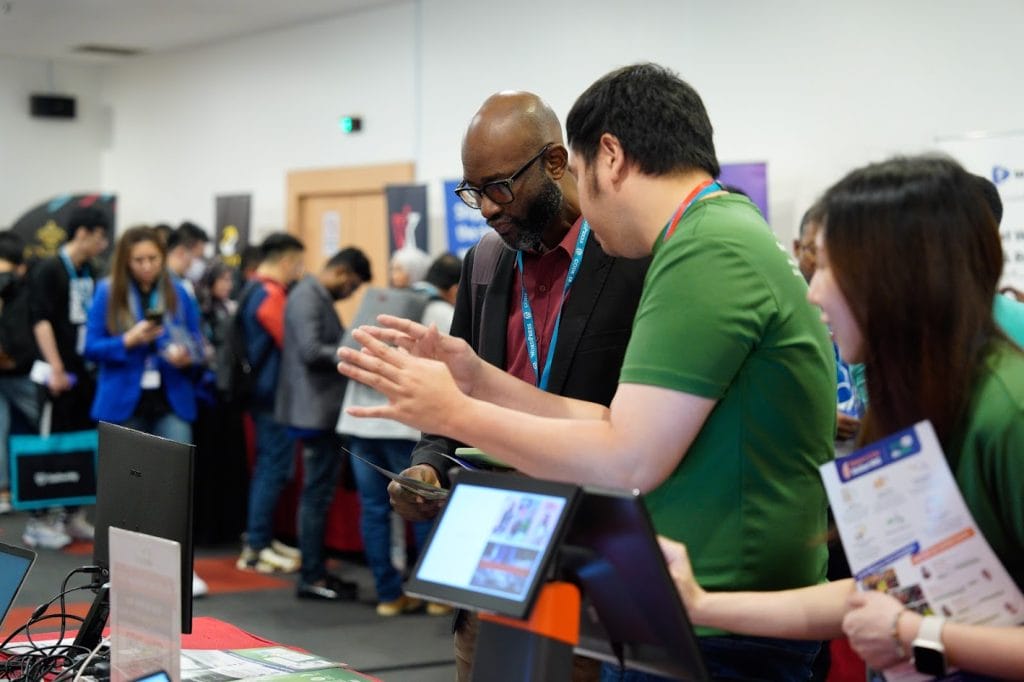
[0,0,393,63]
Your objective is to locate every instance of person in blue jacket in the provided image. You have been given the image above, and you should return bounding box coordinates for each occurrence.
[84,225,202,443]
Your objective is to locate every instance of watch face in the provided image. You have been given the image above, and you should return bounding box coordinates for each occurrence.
[913,645,946,676]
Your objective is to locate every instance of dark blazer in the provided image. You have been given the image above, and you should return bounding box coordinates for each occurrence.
[411,235,650,486]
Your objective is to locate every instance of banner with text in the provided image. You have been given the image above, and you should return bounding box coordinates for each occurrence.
[444,179,490,257]
[937,132,1024,288]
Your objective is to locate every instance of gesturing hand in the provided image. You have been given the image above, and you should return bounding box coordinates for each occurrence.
[337,326,469,436]
[361,315,484,396]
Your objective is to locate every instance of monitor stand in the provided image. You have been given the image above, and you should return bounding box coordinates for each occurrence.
[471,582,580,682]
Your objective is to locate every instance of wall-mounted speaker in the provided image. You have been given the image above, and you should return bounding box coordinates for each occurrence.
[30,94,77,119]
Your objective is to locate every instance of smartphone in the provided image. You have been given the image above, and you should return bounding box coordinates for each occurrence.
[144,308,164,324]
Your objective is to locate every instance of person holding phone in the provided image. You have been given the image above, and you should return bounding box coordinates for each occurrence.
[84,225,203,442]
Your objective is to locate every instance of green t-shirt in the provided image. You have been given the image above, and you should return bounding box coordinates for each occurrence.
[621,194,836,601]
[949,341,1024,589]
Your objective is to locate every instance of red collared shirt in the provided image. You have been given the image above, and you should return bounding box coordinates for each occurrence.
[505,217,583,384]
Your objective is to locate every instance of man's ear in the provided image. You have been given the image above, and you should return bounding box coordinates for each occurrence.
[600,133,629,186]
[545,144,570,180]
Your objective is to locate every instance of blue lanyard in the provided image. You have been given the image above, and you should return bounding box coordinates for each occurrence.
[59,248,90,281]
[515,222,590,390]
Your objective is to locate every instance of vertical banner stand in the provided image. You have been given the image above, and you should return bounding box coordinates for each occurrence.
[471,581,580,682]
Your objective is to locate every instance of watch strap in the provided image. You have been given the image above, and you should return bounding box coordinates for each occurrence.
[914,615,946,647]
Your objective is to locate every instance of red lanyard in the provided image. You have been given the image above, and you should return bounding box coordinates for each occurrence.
[662,179,721,243]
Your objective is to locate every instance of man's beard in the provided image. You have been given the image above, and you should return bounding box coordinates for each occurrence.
[495,179,563,253]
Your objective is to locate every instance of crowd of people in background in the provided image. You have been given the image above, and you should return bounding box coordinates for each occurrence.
[0,210,463,610]
[1,59,1022,680]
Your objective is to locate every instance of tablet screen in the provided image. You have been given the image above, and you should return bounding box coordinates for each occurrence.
[406,471,578,619]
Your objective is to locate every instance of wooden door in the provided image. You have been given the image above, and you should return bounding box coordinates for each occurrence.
[287,163,414,325]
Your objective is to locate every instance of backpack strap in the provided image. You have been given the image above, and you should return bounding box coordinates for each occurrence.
[469,231,504,315]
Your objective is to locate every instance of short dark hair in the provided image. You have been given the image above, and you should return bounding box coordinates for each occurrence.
[178,221,210,243]
[567,63,719,178]
[0,231,26,265]
[326,247,372,282]
[168,223,207,251]
[971,174,1003,224]
[258,232,304,262]
[425,253,462,291]
[66,206,110,236]
[799,200,827,238]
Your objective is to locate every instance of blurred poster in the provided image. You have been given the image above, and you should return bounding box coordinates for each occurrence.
[444,179,490,257]
[385,184,429,255]
[719,162,768,222]
[937,132,1024,288]
[9,193,116,267]
[215,194,251,269]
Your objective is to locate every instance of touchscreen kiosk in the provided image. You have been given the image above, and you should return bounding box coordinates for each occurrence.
[404,470,579,620]
[563,487,709,681]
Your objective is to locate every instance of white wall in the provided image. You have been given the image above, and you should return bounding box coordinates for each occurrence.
[8,0,1024,245]
[0,57,106,227]
[419,0,1024,241]
[100,1,416,236]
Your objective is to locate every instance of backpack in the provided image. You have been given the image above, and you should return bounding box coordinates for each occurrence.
[215,282,272,406]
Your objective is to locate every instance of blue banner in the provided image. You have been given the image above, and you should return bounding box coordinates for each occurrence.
[444,179,490,257]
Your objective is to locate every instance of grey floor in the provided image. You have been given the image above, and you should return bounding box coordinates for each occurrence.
[1,511,456,681]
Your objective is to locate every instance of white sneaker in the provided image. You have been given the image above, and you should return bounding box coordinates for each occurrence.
[23,516,72,549]
[64,509,95,541]
[270,539,301,560]
[192,571,209,598]
[236,545,300,573]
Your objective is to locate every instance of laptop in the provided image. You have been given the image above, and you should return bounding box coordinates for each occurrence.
[0,541,36,630]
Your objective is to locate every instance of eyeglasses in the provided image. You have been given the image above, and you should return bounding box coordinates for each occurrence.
[454,144,552,209]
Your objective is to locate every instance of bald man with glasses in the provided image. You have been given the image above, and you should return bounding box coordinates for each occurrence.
[387,91,648,681]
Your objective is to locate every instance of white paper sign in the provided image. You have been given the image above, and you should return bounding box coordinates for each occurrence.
[820,421,1024,681]
[109,527,182,682]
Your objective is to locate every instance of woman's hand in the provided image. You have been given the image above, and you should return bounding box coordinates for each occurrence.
[842,590,917,671]
[123,320,163,348]
[657,536,708,619]
[162,343,192,368]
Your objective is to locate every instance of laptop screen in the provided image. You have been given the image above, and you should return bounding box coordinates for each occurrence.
[405,471,578,619]
[0,541,36,628]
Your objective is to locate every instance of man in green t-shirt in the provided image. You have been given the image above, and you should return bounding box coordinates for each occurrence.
[338,63,835,680]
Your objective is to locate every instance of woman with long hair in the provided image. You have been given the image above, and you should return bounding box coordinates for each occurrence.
[84,225,202,443]
[659,155,1024,679]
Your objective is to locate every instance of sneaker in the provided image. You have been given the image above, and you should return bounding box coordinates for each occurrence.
[192,571,209,598]
[426,601,454,616]
[376,594,424,617]
[296,575,358,601]
[236,545,300,573]
[270,539,301,560]
[64,509,95,541]
[23,516,72,549]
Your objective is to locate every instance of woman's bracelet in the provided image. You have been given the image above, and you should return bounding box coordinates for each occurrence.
[891,608,909,660]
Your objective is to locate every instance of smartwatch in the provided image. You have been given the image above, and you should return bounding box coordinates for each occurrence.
[912,615,947,676]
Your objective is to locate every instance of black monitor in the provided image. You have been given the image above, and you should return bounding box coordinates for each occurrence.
[561,487,709,681]
[93,422,196,634]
